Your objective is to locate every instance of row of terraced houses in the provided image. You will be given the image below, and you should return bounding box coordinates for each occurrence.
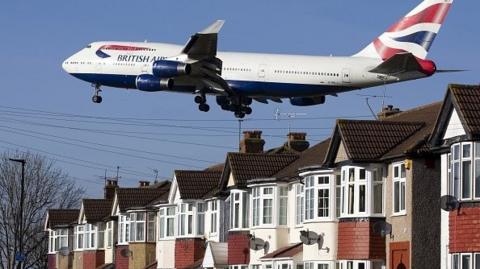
[45,84,480,269]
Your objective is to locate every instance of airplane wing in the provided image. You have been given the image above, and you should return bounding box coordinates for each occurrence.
[369,53,422,75]
[182,20,225,60]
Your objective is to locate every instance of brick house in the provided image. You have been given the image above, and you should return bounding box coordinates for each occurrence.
[323,102,442,269]
[429,84,480,269]
[46,209,80,269]
[111,181,171,269]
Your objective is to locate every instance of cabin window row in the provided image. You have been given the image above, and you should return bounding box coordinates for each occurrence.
[274,70,340,77]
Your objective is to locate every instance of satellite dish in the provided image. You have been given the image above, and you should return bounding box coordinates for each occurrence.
[249,235,267,251]
[300,230,320,245]
[59,247,70,256]
[440,195,460,212]
[372,221,392,238]
[120,248,132,257]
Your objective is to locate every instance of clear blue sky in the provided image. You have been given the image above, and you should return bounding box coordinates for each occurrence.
[0,0,477,197]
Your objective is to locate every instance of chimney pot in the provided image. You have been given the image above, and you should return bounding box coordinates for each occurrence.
[139,180,150,187]
[377,105,402,120]
[286,132,309,152]
[104,179,118,200]
[240,130,265,153]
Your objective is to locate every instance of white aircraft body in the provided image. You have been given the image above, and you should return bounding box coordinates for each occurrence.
[63,0,454,118]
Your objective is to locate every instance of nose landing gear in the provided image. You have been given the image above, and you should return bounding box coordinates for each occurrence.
[92,84,103,104]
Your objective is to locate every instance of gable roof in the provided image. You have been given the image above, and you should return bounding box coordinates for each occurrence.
[274,138,331,179]
[46,209,79,229]
[325,102,442,165]
[116,181,171,212]
[83,199,113,223]
[220,153,299,189]
[261,243,303,259]
[175,170,222,199]
[430,84,480,145]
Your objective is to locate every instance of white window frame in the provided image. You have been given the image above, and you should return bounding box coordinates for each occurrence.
[230,190,249,230]
[451,253,480,269]
[178,203,194,237]
[147,212,156,242]
[317,176,330,218]
[75,225,84,250]
[129,212,146,242]
[252,188,260,227]
[305,176,315,221]
[106,221,113,248]
[372,168,384,215]
[48,229,56,253]
[304,262,331,269]
[209,200,218,235]
[278,185,288,226]
[295,184,304,226]
[336,260,370,269]
[262,187,274,225]
[118,214,129,245]
[197,202,206,236]
[159,206,176,240]
[392,163,407,216]
[450,142,480,201]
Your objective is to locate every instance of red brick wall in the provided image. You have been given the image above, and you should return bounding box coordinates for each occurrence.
[83,250,105,269]
[449,206,480,253]
[47,254,56,269]
[337,218,386,260]
[228,231,250,265]
[175,238,206,269]
[115,245,130,269]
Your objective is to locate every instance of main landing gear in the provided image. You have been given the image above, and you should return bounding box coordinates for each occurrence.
[194,94,210,112]
[92,84,103,104]
[216,96,253,119]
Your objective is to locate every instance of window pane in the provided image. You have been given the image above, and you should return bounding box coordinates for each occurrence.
[476,160,480,198]
[359,169,366,180]
[349,168,355,182]
[348,184,354,214]
[475,253,480,269]
[263,199,273,224]
[336,185,341,218]
[401,181,406,211]
[319,176,329,184]
[374,183,383,214]
[279,195,288,225]
[359,185,366,213]
[394,181,400,213]
[462,254,471,269]
[463,144,471,158]
[476,143,480,157]
[358,263,365,269]
[187,215,193,234]
[318,189,329,217]
[401,164,406,178]
[454,162,461,198]
[159,216,165,238]
[453,254,459,269]
[454,145,460,160]
[242,192,249,228]
[167,218,174,236]
[462,161,472,199]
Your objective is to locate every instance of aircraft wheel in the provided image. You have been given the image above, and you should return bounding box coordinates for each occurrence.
[194,95,206,104]
[243,107,252,115]
[92,95,102,104]
[199,103,210,112]
[234,111,245,119]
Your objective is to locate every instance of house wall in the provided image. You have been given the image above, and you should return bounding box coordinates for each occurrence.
[337,218,385,260]
[73,251,83,269]
[249,228,289,264]
[115,245,129,269]
[56,253,73,269]
[48,254,56,269]
[385,161,412,268]
[411,158,441,269]
[129,242,156,269]
[228,231,250,265]
[302,222,338,262]
[83,250,105,269]
[175,238,206,268]
[443,109,466,140]
[157,240,175,269]
[449,205,480,253]
[335,142,348,164]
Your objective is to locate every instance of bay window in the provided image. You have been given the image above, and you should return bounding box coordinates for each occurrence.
[179,203,194,236]
[449,142,480,201]
[279,186,288,225]
[393,163,406,215]
[304,173,335,221]
[230,191,249,230]
[118,214,130,244]
[209,200,218,234]
[129,212,145,242]
[295,184,304,225]
[340,166,384,217]
[159,207,175,239]
[250,185,288,227]
[85,224,96,249]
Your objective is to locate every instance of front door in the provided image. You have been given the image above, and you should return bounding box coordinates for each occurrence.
[390,242,410,269]
[342,68,351,83]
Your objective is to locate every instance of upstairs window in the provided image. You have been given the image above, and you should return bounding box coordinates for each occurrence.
[304,174,334,221]
[76,226,84,249]
[262,187,274,224]
[179,203,194,236]
[147,212,156,242]
[393,163,406,215]
[450,142,480,201]
[197,203,206,235]
[129,212,145,242]
[118,214,130,244]
[209,200,218,234]
[230,190,249,230]
[159,207,175,239]
[278,186,288,226]
[295,184,304,225]
[106,222,113,248]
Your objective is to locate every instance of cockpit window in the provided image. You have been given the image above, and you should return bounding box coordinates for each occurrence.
[86,44,92,48]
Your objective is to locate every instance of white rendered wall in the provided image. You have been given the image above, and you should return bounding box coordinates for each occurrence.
[156,240,175,269]
[443,109,466,140]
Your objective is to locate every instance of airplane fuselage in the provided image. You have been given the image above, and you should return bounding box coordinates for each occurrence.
[63,41,426,98]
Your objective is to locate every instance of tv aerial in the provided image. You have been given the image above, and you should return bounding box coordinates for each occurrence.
[372,221,393,238]
[248,234,269,253]
[274,108,307,133]
[120,248,132,257]
[440,195,461,212]
[299,230,329,252]
[59,247,70,256]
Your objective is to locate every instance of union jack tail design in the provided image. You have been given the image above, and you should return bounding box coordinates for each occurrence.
[354,0,453,60]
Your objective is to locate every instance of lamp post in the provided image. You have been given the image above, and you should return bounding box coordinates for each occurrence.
[9,158,25,269]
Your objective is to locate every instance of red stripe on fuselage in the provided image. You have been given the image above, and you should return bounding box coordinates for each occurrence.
[387,3,451,32]
[99,45,150,51]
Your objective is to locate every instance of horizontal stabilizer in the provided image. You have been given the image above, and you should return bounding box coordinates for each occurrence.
[369,53,421,75]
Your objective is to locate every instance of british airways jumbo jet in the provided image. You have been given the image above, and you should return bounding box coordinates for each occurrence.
[63,0,455,118]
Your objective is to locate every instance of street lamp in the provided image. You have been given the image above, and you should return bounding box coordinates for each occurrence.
[9,158,25,269]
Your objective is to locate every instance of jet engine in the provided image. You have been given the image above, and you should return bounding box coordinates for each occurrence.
[135,74,174,92]
[290,96,326,106]
[152,60,191,78]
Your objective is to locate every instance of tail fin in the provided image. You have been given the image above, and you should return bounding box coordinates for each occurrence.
[354,0,453,60]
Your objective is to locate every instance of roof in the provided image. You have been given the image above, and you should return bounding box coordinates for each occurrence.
[261,243,303,259]
[116,181,171,211]
[83,199,113,223]
[274,138,331,179]
[46,209,79,229]
[222,153,299,188]
[324,102,442,165]
[175,170,222,199]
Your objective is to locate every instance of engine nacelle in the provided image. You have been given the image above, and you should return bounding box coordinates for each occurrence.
[135,74,174,92]
[290,96,326,106]
[417,59,437,76]
[152,60,191,78]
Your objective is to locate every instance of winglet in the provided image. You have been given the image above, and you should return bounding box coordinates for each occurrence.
[199,20,225,34]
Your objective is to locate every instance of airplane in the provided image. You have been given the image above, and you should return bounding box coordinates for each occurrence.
[63,0,456,118]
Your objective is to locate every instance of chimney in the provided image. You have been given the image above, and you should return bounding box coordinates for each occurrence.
[286,132,310,152]
[240,130,265,153]
[104,179,118,200]
[377,105,402,120]
[139,180,150,187]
